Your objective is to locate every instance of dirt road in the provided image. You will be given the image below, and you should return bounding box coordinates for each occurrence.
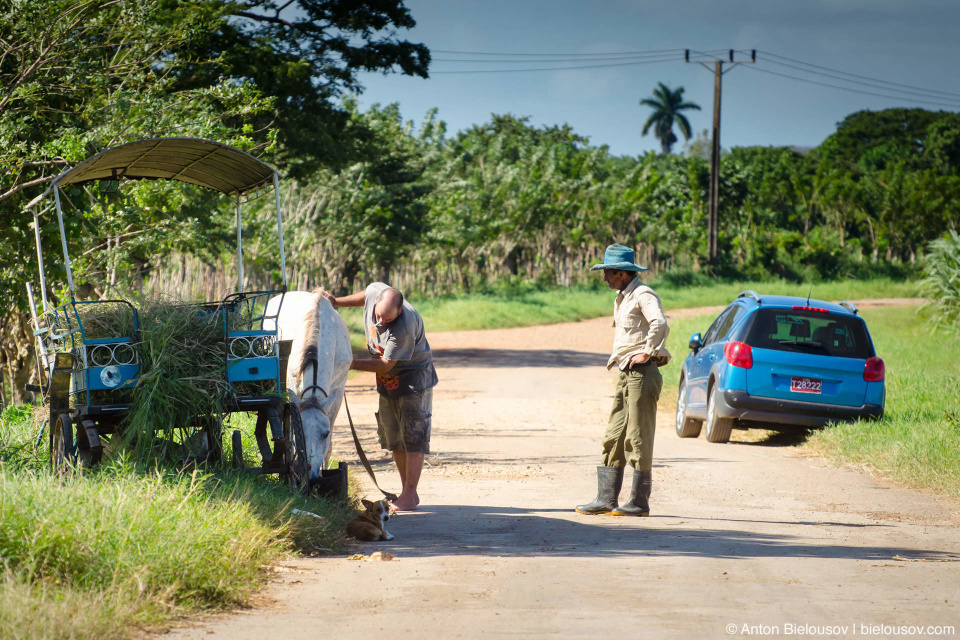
[169,300,959,639]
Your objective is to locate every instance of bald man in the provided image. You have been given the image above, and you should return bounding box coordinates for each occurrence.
[319,283,438,511]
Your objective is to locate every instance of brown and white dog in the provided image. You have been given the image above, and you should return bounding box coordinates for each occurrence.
[346,499,394,542]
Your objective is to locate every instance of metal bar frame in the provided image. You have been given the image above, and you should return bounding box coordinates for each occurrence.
[26,283,52,376]
[219,289,285,398]
[53,185,76,300]
[32,209,50,312]
[61,301,91,407]
[273,173,287,290]
[236,198,244,293]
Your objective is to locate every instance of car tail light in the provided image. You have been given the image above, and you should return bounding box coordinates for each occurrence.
[724,341,753,369]
[864,357,885,382]
[793,305,829,313]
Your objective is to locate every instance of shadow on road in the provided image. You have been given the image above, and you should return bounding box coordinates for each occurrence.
[364,504,956,562]
[735,428,816,447]
[432,348,607,369]
[346,454,739,480]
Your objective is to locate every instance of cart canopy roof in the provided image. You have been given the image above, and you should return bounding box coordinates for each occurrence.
[36,138,278,202]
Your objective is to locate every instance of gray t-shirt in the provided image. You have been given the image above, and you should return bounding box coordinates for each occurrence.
[363,283,439,396]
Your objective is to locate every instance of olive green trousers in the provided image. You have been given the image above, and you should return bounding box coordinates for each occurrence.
[601,365,663,471]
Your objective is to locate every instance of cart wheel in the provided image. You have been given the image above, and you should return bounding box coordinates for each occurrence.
[48,353,73,471]
[75,418,103,467]
[50,413,76,472]
[232,430,245,469]
[283,402,308,492]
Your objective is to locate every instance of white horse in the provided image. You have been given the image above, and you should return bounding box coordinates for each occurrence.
[265,291,352,483]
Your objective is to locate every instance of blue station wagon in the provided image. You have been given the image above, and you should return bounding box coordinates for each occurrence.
[675,291,885,443]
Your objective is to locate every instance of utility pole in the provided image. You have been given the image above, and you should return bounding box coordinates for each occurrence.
[709,59,721,263]
[686,49,755,264]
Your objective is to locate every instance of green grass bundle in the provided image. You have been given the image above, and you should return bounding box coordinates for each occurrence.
[117,302,230,464]
[71,300,138,341]
[67,298,279,465]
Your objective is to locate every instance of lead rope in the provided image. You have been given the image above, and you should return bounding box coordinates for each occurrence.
[326,295,398,501]
[343,392,397,502]
[304,352,395,500]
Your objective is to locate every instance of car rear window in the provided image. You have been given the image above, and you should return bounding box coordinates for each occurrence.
[743,309,874,359]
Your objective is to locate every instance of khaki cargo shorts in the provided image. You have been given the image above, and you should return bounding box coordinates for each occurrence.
[376,387,433,453]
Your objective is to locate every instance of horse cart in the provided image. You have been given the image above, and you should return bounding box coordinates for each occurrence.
[23,138,344,494]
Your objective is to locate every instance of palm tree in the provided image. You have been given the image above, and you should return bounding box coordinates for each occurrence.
[640,83,701,154]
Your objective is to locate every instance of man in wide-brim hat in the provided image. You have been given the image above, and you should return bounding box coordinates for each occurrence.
[576,244,671,516]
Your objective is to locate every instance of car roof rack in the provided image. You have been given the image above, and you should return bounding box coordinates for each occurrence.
[737,290,762,304]
[837,300,859,315]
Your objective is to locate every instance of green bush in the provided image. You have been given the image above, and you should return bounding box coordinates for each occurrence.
[921,230,960,332]
[649,269,715,289]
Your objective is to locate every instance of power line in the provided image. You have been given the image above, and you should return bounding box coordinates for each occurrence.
[427,46,960,108]
[430,48,684,57]
[758,56,960,103]
[428,49,684,72]
[687,49,733,60]
[429,49,722,72]
[430,56,679,74]
[433,52,686,64]
[744,65,960,108]
[757,50,960,100]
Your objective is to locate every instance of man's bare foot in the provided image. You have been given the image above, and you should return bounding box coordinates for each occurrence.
[391,493,419,512]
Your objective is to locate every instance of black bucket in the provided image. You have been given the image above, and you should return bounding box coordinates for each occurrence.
[310,462,348,498]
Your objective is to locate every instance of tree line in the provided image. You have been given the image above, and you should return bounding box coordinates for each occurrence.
[223,105,959,300]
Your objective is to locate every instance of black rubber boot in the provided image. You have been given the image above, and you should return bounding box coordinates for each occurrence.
[611,469,651,516]
[575,466,624,515]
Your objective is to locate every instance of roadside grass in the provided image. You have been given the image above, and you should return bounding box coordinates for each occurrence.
[338,277,917,340]
[413,276,917,332]
[0,406,356,640]
[806,307,960,499]
[0,572,133,640]
[656,306,960,500]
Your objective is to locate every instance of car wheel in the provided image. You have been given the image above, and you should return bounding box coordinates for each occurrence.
[705,384,734,443]
[675,379,703,438]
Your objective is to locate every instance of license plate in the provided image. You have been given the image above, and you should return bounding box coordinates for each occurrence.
[791,376,822,394]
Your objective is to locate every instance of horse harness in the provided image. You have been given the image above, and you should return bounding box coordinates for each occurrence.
[301,350,328,400]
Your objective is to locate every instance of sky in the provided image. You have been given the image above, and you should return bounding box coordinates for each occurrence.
[354,0,960,157]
